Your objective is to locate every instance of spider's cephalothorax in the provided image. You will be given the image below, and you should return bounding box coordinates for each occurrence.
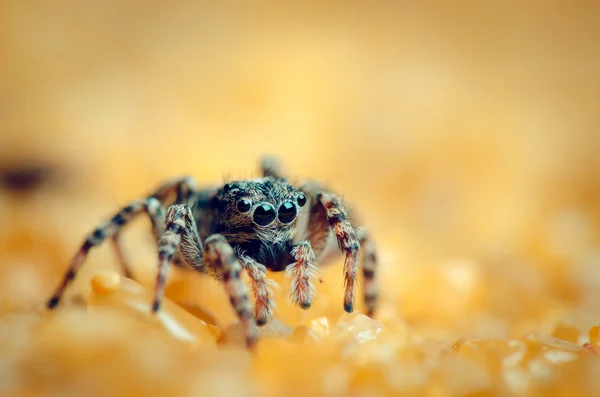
[46,156,379,349]
[205,178,305,271]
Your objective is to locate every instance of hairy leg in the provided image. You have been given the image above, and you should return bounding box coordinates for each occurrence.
[47,197,164,309]
[316,192,360,313]
[303,190,331,256]
[152,204,257,348]
[285,240,319,309]
[149,176,198,207]
[111,197,165,279]
[259,154,288,180]
[239,255,278,326]
[355,227,378,317]
[47,176,199,309]
[203,234,257,348]
[151,204,205,312]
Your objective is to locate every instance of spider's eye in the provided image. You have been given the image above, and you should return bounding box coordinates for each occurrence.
[297,193,307,207]
[253,203,276,226]
[278,201,297,224]
[223,183,234,193]
[236,198,252,213]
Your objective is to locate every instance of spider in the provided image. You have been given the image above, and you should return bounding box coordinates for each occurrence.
[46,155,378,348]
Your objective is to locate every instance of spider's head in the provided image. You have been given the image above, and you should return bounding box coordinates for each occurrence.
[213,177,307,241]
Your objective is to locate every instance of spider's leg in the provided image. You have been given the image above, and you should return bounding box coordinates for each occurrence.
[149,176,198,207]
[47,177,199,310]
[203,234,257,348]
[110,197,165,279]
[259,154,288,179]
[47,197,164,309]
[316,192,360,313]
[153,204,257,348]
[303,188,331,257]
[110,237,135,279]
[151,204,204,313]
[112,177,199,279]
[239,255,278,326]
[284,240,319,309]
[355,227,379,317]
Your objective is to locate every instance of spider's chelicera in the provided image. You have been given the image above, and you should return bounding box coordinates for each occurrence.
[46,155,378,349]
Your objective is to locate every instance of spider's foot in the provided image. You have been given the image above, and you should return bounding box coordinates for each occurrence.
[47,296,60,309]
[255,304,271,326]
[344,301,354,313]
[300,301,312,310]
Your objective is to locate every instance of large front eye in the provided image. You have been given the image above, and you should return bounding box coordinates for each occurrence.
[278,201,297,224]
[253,203,276,226]
[236,198,252,213]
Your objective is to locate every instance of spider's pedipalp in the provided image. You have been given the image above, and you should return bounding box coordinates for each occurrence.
[316,192,360,313]
[285,240,319,309]
[47,198,165,309]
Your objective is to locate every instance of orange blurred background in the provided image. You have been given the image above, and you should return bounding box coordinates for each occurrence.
[1,1,600,395]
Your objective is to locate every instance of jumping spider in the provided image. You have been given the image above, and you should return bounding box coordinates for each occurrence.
[47,155,378,348]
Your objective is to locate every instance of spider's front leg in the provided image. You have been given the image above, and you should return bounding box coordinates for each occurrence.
[202,235,257,348]
[315,192,360,313]
[238,256,278,326]
[153,205,257,348]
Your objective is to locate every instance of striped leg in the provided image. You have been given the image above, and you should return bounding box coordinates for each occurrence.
[285,240,319,309]
[203,235,257,348]
[151,204,204,313]
[111,198,165,279]
[46,198,165,309]
[239,256,278,326]
[259,154,288,179]
[316,192,360,313]
[152,205,257,348]
[149,176,198,207]
[355,227,378,317]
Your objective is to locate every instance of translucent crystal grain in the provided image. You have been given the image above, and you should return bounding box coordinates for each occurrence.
[306,316,332,338]
[90,270,121,294]
[176,301,219,327]
[220,318,293,347]
[289,325,320,345]
[332,313,384,346]
[524,334,585,353]
[551,322,583,343]
[88,271,220,344]
[289,317,332,346]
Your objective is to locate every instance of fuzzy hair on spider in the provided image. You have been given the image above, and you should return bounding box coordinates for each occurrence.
[47,155,379,349]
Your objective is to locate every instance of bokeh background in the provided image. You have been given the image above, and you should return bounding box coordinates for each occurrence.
[1,1,600,396]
